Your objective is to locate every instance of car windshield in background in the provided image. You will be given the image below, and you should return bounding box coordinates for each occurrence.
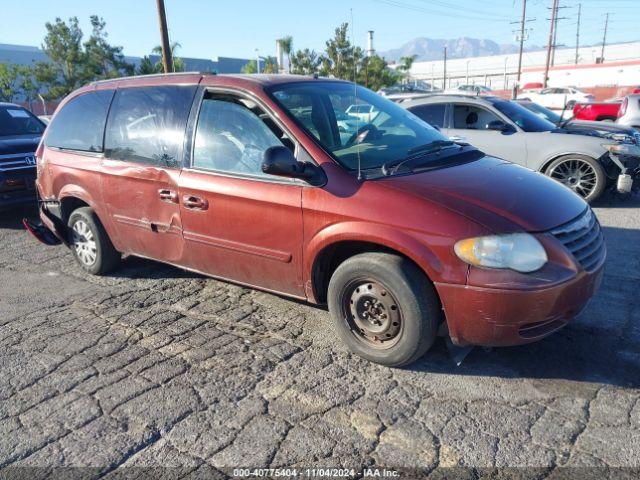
[519,102,562,124]
[0,106,45,136]
[269,82,450,171]
[492,100,557,132]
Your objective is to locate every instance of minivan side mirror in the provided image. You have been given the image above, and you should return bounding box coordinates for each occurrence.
[262,146,326,186]
[487,120,516,133]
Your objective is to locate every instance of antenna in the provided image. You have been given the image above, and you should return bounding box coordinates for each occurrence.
[350,8,362,181]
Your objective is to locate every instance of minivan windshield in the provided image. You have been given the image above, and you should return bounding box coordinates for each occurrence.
[0,106,45,137]
[269,82,451,171]
[491,100,557,133]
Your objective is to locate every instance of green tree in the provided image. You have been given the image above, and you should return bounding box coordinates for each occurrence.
[34,16,87,99]
[152,42,185,72]
[397,54,417,74]
[33,16,133,99]
[0,63,21,102]
[261,56,278,74]
[278,36,293,73]
[290,49,321,75]
[359,55,400,91]
[320,23,363,81]
[83,16,134,79]
[241,60,258,74]
[137,56,157,75]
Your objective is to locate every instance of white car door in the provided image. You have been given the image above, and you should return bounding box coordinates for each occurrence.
[445,103,528,166]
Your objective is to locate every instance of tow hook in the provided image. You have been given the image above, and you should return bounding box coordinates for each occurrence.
[606,144,640,194]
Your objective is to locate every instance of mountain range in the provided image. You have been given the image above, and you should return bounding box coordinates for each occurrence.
[380,37,542,63]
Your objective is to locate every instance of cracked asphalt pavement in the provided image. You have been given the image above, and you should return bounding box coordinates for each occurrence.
[1,194,639,479]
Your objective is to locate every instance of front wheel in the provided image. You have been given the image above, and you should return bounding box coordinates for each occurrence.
[327,252,441,367]
[545,155,606,203]
[68,207,120,275]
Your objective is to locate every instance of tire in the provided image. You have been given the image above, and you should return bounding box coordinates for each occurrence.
[327,252,441,367]
[545,154,606,203]
[67,207,120,275]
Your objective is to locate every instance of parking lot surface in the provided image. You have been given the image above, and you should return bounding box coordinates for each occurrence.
[1,194,639,478]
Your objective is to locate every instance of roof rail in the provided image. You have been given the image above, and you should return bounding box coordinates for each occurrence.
[90,71,211,86]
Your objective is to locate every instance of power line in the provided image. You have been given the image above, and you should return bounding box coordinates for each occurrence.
[373,0,510,22]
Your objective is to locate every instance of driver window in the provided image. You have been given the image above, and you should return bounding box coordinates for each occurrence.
[193,95,286,178]
[453,104,501,130]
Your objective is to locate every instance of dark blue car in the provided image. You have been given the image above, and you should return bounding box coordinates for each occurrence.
[0,102,46,210]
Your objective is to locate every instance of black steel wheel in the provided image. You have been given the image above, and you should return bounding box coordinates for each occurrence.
[328,252,441,367]
[341,278,403,350]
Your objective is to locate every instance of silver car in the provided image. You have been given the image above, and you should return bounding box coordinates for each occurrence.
[617,94,640,130]
[403,95,640,202]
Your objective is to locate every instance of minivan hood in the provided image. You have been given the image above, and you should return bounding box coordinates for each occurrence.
[0,135,41,155]
[381,156,587,233]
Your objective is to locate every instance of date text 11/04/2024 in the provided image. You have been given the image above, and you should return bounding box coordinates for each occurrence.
[232,468,400,477]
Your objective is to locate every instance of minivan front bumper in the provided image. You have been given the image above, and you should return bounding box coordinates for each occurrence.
[435,263,604,347]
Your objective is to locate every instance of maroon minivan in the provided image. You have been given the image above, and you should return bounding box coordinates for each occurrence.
[27,73,605,366]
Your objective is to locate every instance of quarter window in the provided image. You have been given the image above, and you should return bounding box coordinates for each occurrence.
[45,90,113,152]
[104,86,196,167]
[192,95,285,178]
[409,104,447,128]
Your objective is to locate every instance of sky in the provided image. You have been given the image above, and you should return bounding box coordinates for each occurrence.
[1,0,639,61]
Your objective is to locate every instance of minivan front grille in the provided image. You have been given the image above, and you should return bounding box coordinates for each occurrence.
[0,153,36,172]
[550,208,605,272]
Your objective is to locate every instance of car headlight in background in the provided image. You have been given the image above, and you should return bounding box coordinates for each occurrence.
[454,233,548,273]
[602,143,640,156]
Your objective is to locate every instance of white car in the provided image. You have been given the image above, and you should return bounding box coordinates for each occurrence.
[445,84,493,95]
[523,87,595,110]
[345,104,379,123]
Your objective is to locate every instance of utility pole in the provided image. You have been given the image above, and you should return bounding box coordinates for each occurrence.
[516,0,527,85]
[549,2,569,66]
[543,0,559,88]
[443,46,447,90]
[576,3,582,65]
[155,0,173,73]
[575,3,581,64]
[600,13,609,63]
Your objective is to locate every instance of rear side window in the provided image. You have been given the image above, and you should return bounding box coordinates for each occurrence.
[410,104,447,128]
[104,85,197,168]
[45,90,114,152]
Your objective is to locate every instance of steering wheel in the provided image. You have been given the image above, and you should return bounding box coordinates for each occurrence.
[345,124,381,148]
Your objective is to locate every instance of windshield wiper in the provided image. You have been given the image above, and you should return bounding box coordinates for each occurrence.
[382,140,458,176]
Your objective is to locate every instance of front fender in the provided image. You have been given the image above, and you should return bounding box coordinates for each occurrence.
[304,221,462,302]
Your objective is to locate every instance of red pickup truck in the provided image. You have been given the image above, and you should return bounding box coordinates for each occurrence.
[573,101,621,122]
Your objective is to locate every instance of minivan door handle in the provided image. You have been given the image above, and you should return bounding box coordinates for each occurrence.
[182,194,209,211]
[158,189,179,204]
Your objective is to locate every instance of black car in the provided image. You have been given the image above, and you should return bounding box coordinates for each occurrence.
[0,103,46,210]
[515,99,640,145]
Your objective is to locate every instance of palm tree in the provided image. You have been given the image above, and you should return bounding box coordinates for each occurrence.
[152,41,184,72]
[398,54,417,81]
[278,36,293,73]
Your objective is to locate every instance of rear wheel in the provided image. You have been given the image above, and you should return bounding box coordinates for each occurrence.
[545,155,605,203]
[327,252,440,367]
[68,207,120,275]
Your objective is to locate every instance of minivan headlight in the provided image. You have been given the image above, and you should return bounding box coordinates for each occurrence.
[454,233,548,273]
